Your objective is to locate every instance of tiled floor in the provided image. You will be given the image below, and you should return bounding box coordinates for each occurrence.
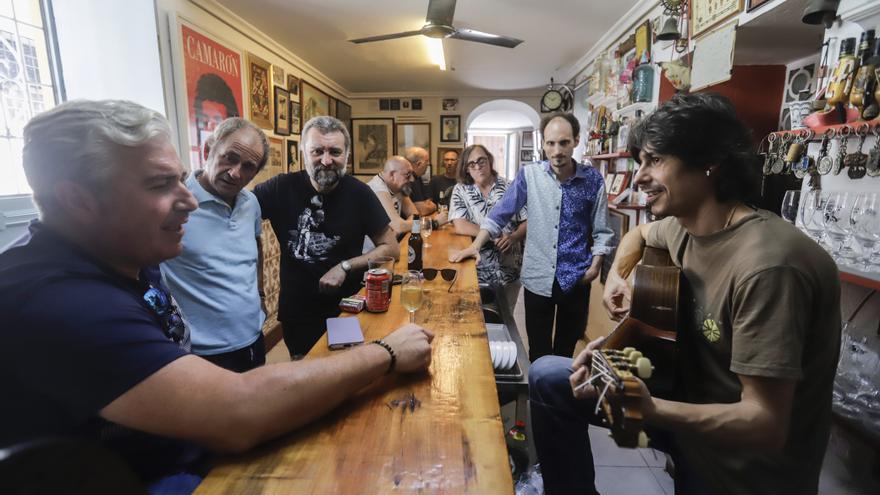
[589,425,674,495]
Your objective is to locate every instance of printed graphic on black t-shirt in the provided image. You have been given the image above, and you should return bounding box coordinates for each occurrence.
[290,194,341,262]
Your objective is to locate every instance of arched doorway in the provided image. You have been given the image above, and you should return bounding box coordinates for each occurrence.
[465,100,541,180]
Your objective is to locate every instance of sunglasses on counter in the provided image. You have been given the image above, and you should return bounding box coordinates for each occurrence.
[421,268,458,292]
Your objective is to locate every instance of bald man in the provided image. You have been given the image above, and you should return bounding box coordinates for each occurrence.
[404,146,438,217]
[366,156,418,237]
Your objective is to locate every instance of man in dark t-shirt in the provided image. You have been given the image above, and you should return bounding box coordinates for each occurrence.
[254,116,398,357]
[0,101,433,492]
[429,149,459,207]
[403,146,437,216]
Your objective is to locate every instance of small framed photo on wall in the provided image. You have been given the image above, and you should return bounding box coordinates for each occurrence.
[274,86,291,136]
[440,115,460,143]
[287,139,299,172]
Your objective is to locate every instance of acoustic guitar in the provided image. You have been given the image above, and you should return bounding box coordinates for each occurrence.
[592,246,683,448]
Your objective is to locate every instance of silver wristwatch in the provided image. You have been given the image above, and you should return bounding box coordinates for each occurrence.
[340,260,352,273]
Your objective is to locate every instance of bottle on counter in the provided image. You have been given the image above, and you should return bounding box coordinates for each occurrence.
[408,215,423,272]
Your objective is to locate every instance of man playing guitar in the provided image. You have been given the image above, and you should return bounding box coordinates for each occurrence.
[529,93,841,495]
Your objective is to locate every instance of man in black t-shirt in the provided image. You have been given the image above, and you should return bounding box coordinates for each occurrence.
[255,116,399,358]
[429,149,459,207]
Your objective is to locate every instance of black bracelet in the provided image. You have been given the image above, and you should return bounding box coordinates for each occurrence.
[371,339,396,374]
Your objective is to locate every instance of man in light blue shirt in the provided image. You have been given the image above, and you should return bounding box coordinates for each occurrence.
[161,117,269,372]
[451,113,614,361]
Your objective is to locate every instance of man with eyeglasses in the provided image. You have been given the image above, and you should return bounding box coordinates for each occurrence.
[451,112,614,362]
[254,116,400,358]
[161,117,269,372]
[0,101,433,492]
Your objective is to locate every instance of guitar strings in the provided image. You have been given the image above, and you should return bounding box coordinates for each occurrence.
[594,379,613,415]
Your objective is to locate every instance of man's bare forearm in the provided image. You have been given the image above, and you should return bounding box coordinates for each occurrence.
[609,223,651,279]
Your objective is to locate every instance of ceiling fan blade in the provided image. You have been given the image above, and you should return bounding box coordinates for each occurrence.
[349,30,424,44]
[426,0,457,26]
[449,29,523,49]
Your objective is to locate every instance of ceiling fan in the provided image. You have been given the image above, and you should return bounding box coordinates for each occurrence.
[348,0,523,49]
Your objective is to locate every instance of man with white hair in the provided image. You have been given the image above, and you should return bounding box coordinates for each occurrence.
[161,117,270,372]
[367,155,418,235]
[254,116,399,358]
[403,146,438,216]
[0,101,433,491]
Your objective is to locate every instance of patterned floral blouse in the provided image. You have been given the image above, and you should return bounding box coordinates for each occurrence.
[449,177,527,287]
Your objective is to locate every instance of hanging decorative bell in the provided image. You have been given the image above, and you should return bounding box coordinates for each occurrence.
[802,0,840,28]
[657,16,681,41]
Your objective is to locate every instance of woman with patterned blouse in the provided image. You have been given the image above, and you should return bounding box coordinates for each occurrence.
[449,145,527,311]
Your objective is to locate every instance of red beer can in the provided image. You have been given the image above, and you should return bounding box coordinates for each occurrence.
[365,268,391,312]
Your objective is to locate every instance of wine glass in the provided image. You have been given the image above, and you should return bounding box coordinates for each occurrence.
[421,216,433,247]
[801,190,826,246]
[823,191,856,261]
[850,192,880,272]
[400,270,423,323]
[780,190,801,225]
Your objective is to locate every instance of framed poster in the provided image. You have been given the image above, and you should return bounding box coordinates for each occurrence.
[746,0,770,12]
[352,118,394,174]
[268,137,285,176]
[287,74,300,101]
[336,100,352,133]
[290,100,301,135]
[520,149,533,162]
[691,0,742,39]
[287,139,299,172]
[635,20,651,63]
[442,98,458,111]
[274,86,290,136]
[246,52,272,129]
[272,65,285,86]
[440,115,460,142]
[396,122,431,157]
[301,81,330,124]
[604,172,617,191]
[177,21,244,168]
[521,130,534,148]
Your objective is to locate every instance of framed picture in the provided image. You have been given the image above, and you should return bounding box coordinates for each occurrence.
[287,74,300,101]
[396,122,431,157]
[336,100,352,132]
[635,20,651,63]
[442,98,458,111]
[287,139,299,172]
[301,81,330,124]
[691,0,742,39]
[290,100,301,135]
[609,171,631,196]
[274,86,290,136]
[268,137,285,174]
[604,172,616,191]
[352,118,394,175]
[520,149,533,162]
[272,65,285,86]
[246,52,272,129]
[328,96,337,117]
[747,0,770,11]
[521,130,534,148]
[440,115,460,143]
[175,20,244,168]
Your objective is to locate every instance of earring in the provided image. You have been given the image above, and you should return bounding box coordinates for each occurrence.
[705,169,711,177]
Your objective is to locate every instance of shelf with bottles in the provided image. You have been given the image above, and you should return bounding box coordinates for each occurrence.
[588,151,631,160]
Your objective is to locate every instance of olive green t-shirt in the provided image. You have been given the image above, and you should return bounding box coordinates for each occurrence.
[646,209,841,495]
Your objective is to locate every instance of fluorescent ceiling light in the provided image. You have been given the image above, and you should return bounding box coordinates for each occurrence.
[427,38,446,71]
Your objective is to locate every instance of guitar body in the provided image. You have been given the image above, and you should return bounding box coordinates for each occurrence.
[603,246,681,398]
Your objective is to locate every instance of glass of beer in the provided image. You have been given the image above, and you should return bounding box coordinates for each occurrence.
[401,270,423,323]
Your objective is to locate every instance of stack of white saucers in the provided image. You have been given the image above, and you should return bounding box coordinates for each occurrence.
[489,341,517,371]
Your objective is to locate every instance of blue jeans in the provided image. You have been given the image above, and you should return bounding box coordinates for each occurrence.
[529,356,709,495]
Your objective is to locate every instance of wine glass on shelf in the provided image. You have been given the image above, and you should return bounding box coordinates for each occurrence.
[800,190,826,246]
[850,192,880,272]
[400,270,423,323]
[823,191,856,261]
[780,190,801,225]
[421,216,433,248]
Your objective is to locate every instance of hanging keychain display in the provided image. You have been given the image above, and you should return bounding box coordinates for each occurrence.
[816,129,836,175]
[845,123,869,179]
[771,133,789,175]
[832,126,850,176]
[792,130,815,179]
[866,125,880,177]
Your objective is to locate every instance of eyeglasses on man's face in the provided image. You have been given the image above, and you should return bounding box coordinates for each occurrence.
[467,156,489,170]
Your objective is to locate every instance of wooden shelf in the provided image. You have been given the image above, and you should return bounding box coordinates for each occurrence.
[589,151,631,160]
[609,202,647,211]
[770,118,880,140]
[839,266,880,291]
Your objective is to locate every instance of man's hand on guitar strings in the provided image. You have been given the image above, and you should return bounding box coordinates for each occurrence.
[568,337,606,399]
[602,269,631,321]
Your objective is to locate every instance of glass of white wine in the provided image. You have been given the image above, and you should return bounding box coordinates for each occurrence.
[421,216,433,248]
[401,270,423,323]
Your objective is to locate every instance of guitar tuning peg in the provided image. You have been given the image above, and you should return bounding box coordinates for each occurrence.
[638,431,650,449]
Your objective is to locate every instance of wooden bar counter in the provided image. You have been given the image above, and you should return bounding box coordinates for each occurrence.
[196,224,513,494]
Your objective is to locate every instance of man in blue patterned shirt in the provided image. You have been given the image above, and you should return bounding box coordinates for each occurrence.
[451,113,614,361]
